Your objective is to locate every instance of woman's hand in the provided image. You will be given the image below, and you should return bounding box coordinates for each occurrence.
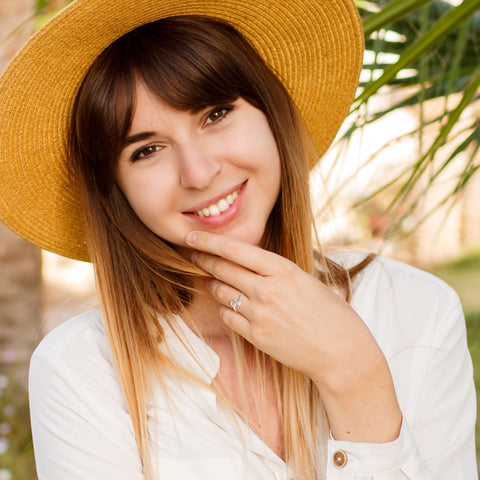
[186,230,402,443]
[187,230,360,379]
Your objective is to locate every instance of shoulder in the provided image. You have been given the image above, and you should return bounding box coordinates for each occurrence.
[329,252,464,349]
[331,251,452,289]
[354,253,457,301]
[355,254,460,314]
[29,309,122,405]
[330,251,459,306]
[29,312,144,475]
[32,308,111,367]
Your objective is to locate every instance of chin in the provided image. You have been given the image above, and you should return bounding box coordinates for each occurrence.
[233,226,266,247]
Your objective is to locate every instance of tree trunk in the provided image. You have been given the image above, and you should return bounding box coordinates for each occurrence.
[0,0,41,386]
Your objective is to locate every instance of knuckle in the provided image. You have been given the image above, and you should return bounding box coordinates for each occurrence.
[215,283,230,299]
[249,305,266,325]
[254,281,279,305]
[250,323,269,345]
[277,259,296,277]
[210,257,227,278]
[221,237,242,259]
[256,287,275,305]
[219,306,232,324]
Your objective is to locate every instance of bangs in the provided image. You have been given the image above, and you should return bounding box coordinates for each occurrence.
[110,16,263,114]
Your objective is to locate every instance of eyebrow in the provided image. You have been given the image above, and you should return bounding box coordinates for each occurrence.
[123,131,156,147]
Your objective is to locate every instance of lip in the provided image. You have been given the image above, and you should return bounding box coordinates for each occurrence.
[182,180,247,228]
[184,180,246,213]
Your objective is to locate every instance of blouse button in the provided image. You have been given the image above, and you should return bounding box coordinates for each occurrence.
[333,449,348,468]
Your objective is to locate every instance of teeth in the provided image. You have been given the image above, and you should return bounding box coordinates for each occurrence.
[209,205,221,216]
[196,188,240,217]
[218,199,229,212]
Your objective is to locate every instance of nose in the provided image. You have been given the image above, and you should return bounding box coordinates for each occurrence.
[177,140,220,190]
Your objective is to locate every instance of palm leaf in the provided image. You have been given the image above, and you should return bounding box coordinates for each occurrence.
[355,0,480,107]
[325,0,480,243]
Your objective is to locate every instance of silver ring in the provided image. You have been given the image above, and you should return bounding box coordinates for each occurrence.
[229,293,243,312]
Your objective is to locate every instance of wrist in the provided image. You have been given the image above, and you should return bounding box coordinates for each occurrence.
[314,348,402,443]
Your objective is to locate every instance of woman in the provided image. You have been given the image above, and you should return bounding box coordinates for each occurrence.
[0,1,475,479]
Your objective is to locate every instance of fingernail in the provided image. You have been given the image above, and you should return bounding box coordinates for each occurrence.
[191,251,198,263]
[186,231,197,245]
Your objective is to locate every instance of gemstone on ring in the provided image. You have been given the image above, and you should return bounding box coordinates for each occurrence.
[229,293,243,312]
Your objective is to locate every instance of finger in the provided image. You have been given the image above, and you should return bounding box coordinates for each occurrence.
[186,231,284,277]
[208,278,250,316]
[218,305,253,342]
[194,252,255,296]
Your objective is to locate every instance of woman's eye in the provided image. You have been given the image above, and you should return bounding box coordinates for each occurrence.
[204,106,232,126]
[132,145,162,161]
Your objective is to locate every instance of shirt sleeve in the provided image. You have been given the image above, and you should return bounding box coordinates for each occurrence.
[326,419,433,478]
[29,316,146,480]
[326,285,477,479]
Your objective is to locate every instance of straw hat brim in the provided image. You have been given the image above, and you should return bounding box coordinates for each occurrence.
[0,0,364,262]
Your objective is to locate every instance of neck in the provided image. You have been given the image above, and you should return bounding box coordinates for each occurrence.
[182,281,231,339]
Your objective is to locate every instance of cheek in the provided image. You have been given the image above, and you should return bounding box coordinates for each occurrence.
[252,122,281,181]
[124,188,154,219]
[116,170,173,225]
[263,141,282,202]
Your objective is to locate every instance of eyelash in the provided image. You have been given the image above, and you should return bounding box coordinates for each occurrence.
[129,105,234,162]
[131,145,162,162]
[204,105,233,126]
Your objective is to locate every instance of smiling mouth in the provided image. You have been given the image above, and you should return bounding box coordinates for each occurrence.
[194,187,241,217]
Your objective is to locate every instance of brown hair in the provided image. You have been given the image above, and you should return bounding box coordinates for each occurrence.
[69,15,371,479]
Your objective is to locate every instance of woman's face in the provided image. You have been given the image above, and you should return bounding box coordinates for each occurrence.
[116,83,281,251]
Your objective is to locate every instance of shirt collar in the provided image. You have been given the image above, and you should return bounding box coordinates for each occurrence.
[159,314,220,383]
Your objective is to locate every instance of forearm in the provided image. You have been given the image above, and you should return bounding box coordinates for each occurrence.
[312,327,402,443]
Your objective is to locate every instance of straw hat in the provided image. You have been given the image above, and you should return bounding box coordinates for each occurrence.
[0,0,364,261]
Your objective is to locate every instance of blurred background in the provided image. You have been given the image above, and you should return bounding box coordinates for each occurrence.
[0,0,479,478]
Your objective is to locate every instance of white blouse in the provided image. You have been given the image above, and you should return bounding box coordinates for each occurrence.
[29,254,477,479]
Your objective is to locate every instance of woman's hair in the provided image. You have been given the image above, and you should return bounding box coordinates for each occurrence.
[69,15,371,479]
